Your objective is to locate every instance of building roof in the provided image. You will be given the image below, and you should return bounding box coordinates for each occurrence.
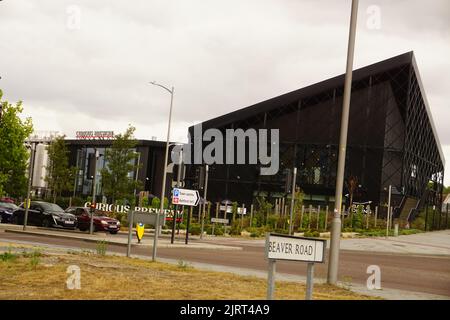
[191,51,445,166]
[64,139,166,148]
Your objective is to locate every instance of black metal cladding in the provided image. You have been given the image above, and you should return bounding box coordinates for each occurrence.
[187,52,444,210]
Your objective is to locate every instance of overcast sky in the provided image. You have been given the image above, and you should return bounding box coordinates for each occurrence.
[1,0,449,184]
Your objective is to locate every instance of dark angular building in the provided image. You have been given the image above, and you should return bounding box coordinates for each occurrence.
[187,52,445,221]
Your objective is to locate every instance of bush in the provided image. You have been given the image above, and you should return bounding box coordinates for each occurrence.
[245,226,268,237]
[188,224,201,235]
[96,240,107,256]
[304,230,320,237]
[411,217,425,230]
[0,248,17,262]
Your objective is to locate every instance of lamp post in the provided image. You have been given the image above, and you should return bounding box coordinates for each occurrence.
[327,0,359,285]
[149,81,174,262]
[133,150,141,201]
[23,142,36,231]
[386,185,392,238]
[89,148,100,235]
[171,148,183,244]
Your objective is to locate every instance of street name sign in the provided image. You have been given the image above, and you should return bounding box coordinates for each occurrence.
[211,218,229,224]
[127,211,166,226]
[265,233,327,301]
[172,188,200,206]
[265,233,326,263]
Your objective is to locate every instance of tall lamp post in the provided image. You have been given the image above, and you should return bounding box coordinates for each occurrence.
[149,81,174,262]
[89,148,100,235]
[133,150,141,203]
[327,0,359,285]
[23,142,36,231]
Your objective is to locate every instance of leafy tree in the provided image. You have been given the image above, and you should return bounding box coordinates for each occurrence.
[100,126,141,203]
[45,135,76,203]
[0,90,33,198]
[444,186,450,194]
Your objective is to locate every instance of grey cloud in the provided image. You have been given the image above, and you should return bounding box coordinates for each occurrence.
[0,0,449,183]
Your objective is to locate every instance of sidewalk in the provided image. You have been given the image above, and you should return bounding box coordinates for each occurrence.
[0,224,242,251]
[337,230,450,256]
[199,230,450,256]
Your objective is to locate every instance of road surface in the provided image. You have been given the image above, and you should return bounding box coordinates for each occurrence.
[0,230,449,297]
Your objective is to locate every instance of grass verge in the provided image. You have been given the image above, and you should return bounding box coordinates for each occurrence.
[0,246,379,300]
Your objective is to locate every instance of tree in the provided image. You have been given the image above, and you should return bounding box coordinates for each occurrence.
[0,90,33,198]
[100,126,141,204]
[45,135,76,203]
[443,186,450,195]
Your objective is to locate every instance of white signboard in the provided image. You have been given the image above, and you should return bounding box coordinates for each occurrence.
[211,218,229,224]
[219,206,247,214]
[265,233,326,263]
[172,188,200,206]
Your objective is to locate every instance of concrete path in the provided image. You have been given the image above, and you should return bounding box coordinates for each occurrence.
[0,224,242,251]
[199,230,450,256]
[337,230,450,256]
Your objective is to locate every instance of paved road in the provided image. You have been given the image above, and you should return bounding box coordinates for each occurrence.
[1,230,449,297]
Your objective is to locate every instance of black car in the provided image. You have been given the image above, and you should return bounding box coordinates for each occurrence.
[0,202,19,223]
[12,201,77,229]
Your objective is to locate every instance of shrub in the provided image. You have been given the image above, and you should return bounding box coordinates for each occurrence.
[188,224,201,235]
[96,240,107,256]
[0,248,17,262]
[304,230,320,237]
[411,217,425,230]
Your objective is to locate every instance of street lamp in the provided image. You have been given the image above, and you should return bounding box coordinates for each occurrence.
[23,142,37,231]
[149,81,174,262]
[328,0,359,285]
[133,150,141,201]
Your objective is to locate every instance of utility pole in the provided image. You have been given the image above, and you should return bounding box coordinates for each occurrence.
[327,0,359,285]
[171,149,182,244]
[150,82,174,262]
[200,165,209,239]
[289,167,297,235]
[23,143,36,231]
[386,185,392,238]
[72,149,80,199]
[133,151,141,202]
[89,148,99,235]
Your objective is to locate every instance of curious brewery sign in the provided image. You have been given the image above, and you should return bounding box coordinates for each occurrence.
[76,131,114,140]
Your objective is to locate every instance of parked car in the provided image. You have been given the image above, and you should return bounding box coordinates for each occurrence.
[12,201,77,229]
[0,202,19,223]
[65,207,121,234]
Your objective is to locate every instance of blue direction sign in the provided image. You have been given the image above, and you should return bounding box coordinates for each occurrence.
[172,188,200,206]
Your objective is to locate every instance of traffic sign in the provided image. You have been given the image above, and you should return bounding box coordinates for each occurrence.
[211,218,229,224]
[265,233,326,263]
[265,233,327,301]
[172,188,200,206]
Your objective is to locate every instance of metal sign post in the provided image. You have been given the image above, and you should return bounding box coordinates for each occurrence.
[306,263,315,300]
[289,167,297,235]
[126,211,134,257]
[185,206,193,244]
[265,233,326,300]
[267,258,276,300]
[127,211,165,257]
